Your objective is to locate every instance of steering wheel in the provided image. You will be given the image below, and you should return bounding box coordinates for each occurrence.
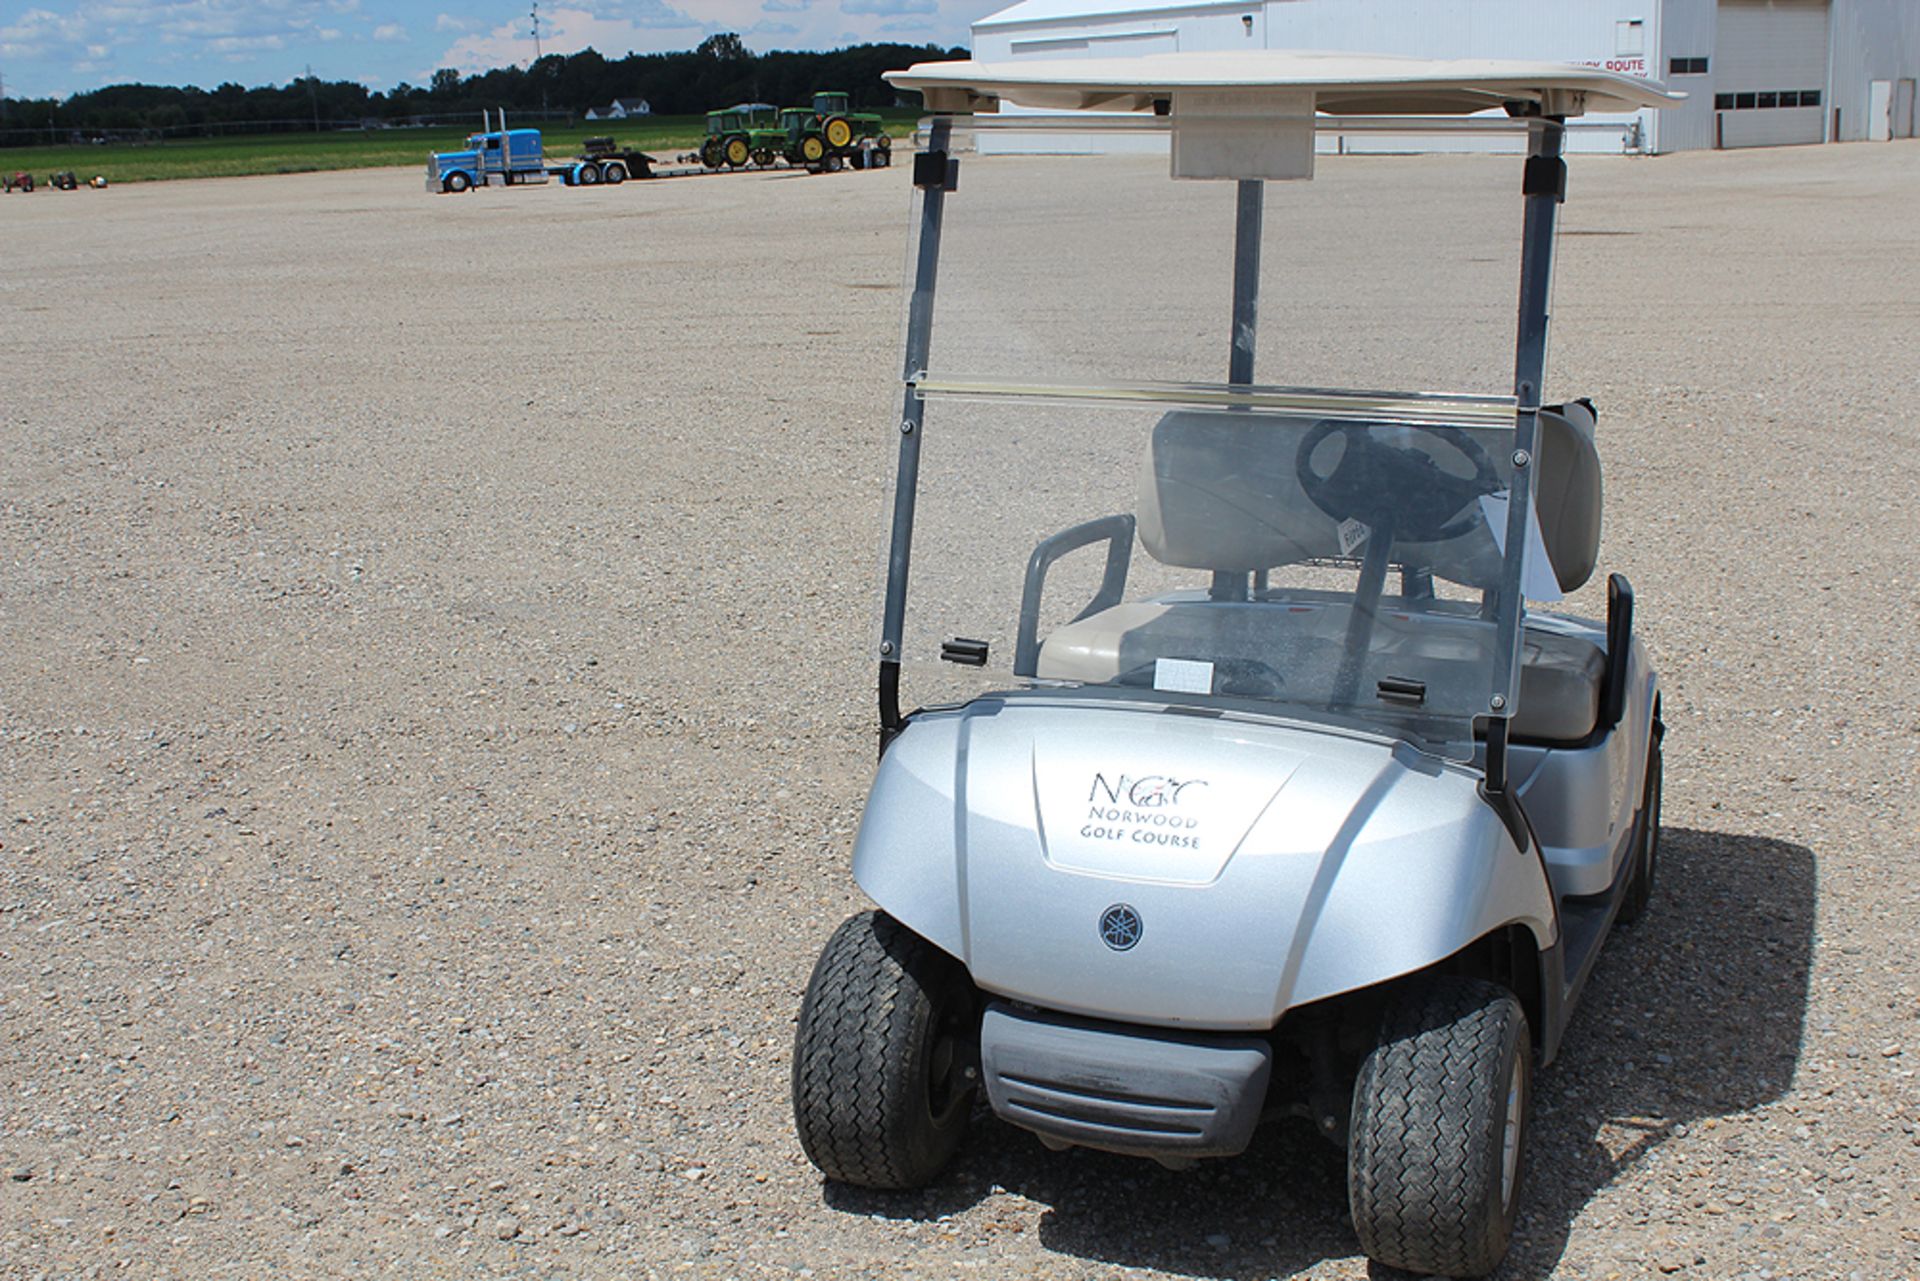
[1294,420,1503,543]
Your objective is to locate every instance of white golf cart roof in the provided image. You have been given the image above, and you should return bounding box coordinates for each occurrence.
[885,49,1682,117]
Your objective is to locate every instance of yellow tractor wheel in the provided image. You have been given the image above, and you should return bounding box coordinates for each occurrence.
[726,137,751,167]
[823,117,854,150]
[800,135,825,163]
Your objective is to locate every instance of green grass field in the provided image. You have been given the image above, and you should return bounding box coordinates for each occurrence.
[0,110,921,185]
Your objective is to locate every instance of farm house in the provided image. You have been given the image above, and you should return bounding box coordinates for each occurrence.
[968,0,1920,152]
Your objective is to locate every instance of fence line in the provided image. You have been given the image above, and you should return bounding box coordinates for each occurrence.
[0,109,580,150]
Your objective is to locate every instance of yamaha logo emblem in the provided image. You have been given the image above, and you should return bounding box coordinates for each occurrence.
[1099,903,1143,952]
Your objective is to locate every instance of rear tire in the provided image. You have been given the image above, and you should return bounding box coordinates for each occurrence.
[1349,976,1530,1279]
[1616,734,1663,924]
[792,911,976,1190]
[823,116,854,150]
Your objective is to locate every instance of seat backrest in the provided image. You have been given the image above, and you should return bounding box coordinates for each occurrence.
[1535,402,1603,593]
[1136,411,1338,572]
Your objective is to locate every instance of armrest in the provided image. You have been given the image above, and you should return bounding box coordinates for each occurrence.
[1013,514,1136,677]
[1602,572,1633,729]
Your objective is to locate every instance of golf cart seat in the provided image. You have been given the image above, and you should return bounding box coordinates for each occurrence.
[1033,404,1612,744]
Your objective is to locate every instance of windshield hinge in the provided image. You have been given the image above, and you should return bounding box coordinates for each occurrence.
[941,637,989,667]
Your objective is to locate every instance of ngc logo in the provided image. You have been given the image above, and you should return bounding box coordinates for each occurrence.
[1089,773,1207,808]
[1081,772,1211,850]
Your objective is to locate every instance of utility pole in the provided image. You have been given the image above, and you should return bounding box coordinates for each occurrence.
[530,2,548,116]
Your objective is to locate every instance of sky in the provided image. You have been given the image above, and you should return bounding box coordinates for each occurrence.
[0,0,996,100]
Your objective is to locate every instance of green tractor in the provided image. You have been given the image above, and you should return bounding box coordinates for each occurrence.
[779,92,892,171]
[778,107,832,170]
[701,103,784,170]
[811,90,888,162]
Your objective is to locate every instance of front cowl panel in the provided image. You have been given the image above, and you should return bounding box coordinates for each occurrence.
[854,698,1553,1031]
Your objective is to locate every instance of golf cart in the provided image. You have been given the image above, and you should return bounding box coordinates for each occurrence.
[791,52,1678,1277]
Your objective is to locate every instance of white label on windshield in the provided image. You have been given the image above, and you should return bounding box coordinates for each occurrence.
[1337,518,1370,557]
[1478,493,1565,602]
[1154,658,1214,694]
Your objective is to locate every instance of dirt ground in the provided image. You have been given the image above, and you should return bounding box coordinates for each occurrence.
[2,142,1916,1280]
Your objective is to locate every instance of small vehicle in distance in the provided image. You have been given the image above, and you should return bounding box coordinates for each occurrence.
[808,90,888,160]
[701,104,782,169]
[790,50,1680,1279]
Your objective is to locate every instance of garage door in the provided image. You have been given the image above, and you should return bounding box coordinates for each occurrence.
[1714,0,1830,147]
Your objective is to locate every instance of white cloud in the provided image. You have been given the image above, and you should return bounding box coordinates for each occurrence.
[433,4,707,75]
[841,0,935,14]
[434,13,473,33]
[373,22,406,42]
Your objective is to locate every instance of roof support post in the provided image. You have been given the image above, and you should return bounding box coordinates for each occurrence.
[1211,177,1265,603]
[1486,115,1565,811]
[1229,178,1263,386]
[878,115,953,747]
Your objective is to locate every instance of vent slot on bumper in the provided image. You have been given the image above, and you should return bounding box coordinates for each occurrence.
[980,1003,1271,1162]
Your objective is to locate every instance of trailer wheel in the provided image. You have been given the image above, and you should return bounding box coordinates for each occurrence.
[751,148,774,168]
[1349,976,1531,1279]
[443,172,471,194]
[602,161,627,184]
[875,136,893,166]
[825,154,844,174]
[576,163,601,186]
[792,911,976,1190]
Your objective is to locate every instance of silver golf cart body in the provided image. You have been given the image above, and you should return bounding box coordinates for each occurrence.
[852,52,1676,1166]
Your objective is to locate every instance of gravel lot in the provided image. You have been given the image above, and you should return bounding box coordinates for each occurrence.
[3,142,1917,1280]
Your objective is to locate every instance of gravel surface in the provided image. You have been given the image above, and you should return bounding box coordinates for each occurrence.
[3,143,1917,1280]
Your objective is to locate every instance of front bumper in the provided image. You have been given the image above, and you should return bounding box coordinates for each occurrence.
[980,1002,1271,1163]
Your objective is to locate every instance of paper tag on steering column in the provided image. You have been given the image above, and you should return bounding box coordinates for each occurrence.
[1337,518,1370,556]
[1477,493,1565,602]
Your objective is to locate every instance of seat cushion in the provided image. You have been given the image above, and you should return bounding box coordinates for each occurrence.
[1514,627,1605,744]
[1037,598,1607,745]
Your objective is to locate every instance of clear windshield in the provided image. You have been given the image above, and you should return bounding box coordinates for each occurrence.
[890,119,1538,760]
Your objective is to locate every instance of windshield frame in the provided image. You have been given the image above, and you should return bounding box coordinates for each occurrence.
[876,111,1568,784]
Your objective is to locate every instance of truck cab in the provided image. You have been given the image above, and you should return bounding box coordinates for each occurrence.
[426,126,545,193]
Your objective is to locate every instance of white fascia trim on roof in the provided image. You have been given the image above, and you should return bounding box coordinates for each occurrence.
[1012,27,1179,52]
[977,0,1250,30]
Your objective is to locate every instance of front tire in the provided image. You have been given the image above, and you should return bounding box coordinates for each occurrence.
[1349,976,1531,1279]
[792,911,976,1190]
[443,171,471,193]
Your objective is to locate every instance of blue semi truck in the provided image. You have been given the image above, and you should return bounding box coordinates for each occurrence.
[426,112,660,193]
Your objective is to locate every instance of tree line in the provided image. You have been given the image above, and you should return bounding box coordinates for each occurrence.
[0,36,966,143]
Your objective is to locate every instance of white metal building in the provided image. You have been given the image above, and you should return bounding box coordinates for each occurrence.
[969,0,1920,152]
